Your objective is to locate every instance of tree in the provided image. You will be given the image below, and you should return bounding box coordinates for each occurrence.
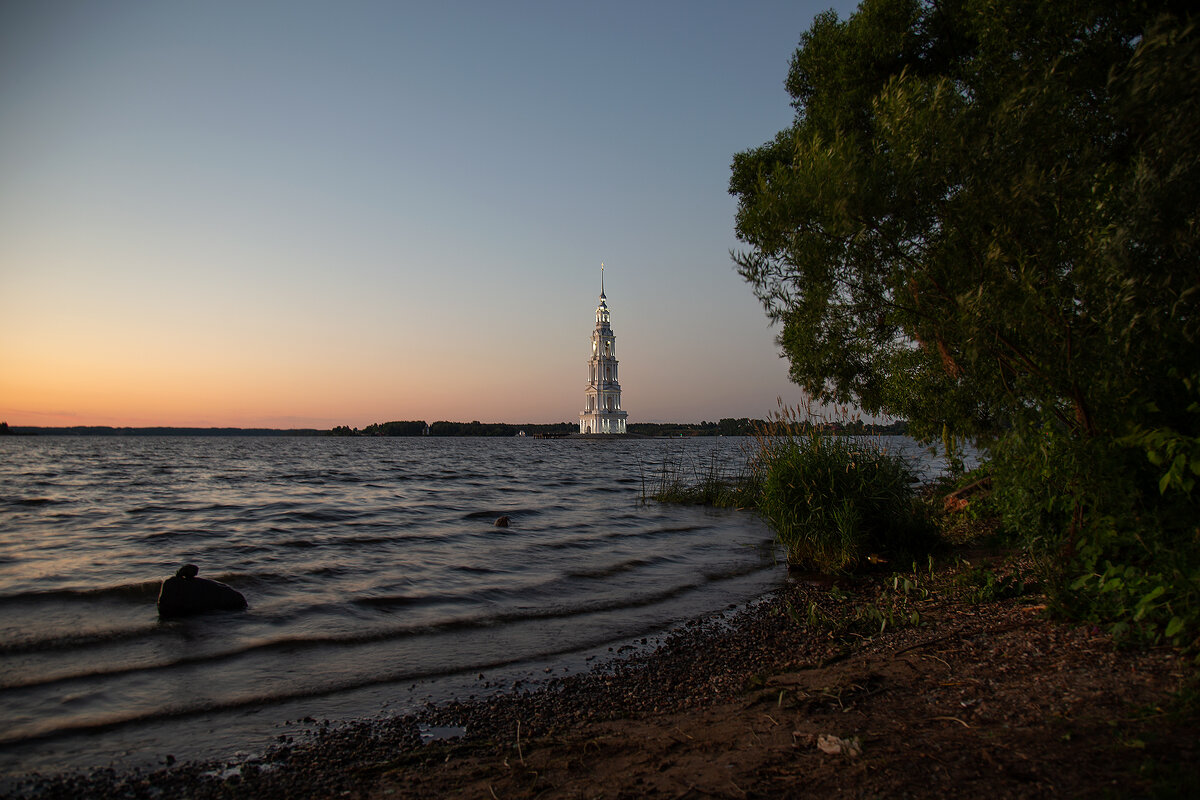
[731,0,1200,646]
[730,0,1200,445]
[362,420,428,436]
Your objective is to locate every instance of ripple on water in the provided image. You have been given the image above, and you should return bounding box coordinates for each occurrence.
[0,435,857,777]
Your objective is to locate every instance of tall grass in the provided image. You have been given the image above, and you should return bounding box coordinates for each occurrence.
[648,400,936,573]
[748,402,935,572]
[643,449,756,508]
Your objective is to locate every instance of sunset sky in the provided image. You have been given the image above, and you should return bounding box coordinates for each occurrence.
[0,0,858,428]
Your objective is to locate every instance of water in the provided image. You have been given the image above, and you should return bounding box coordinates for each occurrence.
[0,434,957,779]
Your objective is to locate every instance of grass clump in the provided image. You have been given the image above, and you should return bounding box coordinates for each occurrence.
[782,566,933,641]
[748,402,936,573]
[954,563,1033,604]
[648,401,936,574]
[643,450,756,508]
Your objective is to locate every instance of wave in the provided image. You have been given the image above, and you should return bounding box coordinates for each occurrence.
[293,509,370,523]
[125,504,186,515]
[0,620,667,749]
[351,592,462,610]
[600,523,707,541]
[3,497,59,507]
[540,478,581,487]
[565,557,654,579]
[530,523,704,551]
[262,507,374,523]
[0,579,164,608]
[197,502,247,513]
[279,538,320,549]
[459,507,543,521]
[141,528,229,541]
[2,563,777,695]
[651,524,708,534]
[461,509,503,520]
[0,436,793,758]
[0,568,287,628]
[0,623,160,658]
[429,471,490,482]
[269,530,447,551]
[307,565,350,577]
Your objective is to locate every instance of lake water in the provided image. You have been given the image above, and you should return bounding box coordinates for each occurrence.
[0,434,955,779]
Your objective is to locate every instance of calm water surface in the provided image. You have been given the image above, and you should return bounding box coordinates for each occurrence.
[0,435,952,778]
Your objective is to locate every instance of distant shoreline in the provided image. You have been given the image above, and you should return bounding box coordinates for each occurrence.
[0,427,679,438]
[0,426,329,437]
[1,420,909,438]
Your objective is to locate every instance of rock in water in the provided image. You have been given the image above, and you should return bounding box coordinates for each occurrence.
[494,515,510,527]
[157,564,247,617]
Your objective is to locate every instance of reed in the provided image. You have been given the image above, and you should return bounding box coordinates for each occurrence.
[645,400,935,572]
[644,449,756,508]
[748,400,935,572]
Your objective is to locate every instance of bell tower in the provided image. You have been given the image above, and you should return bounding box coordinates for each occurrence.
[579,264,628,434]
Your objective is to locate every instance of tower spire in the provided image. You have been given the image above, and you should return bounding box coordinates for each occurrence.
[600,262,605,298]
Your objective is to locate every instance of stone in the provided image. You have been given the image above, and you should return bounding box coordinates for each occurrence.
[817,734,862,757]
[157,564,247,617]
[494,515,510,527]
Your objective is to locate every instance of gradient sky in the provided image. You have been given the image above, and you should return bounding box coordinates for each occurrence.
[1,0,859,428]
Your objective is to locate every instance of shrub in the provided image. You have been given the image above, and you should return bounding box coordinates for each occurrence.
[987,386,1200,654]
[749,404,936,573]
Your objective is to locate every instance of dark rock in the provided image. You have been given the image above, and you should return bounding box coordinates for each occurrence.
[157,564,247,617]
[494,515,510,527]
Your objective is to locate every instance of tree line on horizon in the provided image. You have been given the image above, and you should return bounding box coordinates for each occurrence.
[0,424,328,437]
[332,418,909,437]
[1,418,910,437]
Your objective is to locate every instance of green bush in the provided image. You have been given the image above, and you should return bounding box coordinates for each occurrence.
[987,404,1200,654]
[749,405,935,573]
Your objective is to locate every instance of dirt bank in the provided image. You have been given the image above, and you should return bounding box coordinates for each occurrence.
[15,553,1197,799]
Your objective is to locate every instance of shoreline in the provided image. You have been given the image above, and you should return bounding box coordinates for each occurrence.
[13,551,1196,799]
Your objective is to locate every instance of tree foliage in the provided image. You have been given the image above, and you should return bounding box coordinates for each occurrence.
[361,420,428,436]
[731,0,1200,648]
[730,0,1200,444]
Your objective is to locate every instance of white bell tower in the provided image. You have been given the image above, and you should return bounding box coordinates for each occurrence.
[579,264,628,434]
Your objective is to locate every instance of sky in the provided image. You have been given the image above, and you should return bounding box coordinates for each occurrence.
[0,0,859,428]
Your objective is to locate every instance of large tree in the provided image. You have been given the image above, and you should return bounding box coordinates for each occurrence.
[731,0,1200,645]
[730,0,1200,445]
